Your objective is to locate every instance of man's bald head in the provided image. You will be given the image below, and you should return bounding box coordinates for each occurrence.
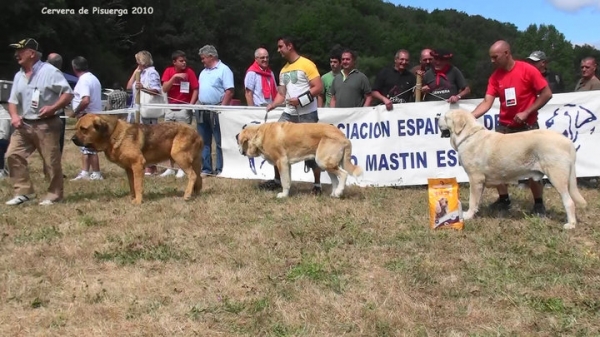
[47,52,63,69]
[254,48,268,58]
[490,40,511,55]
[489,40,513,70]
[421,48,432,60]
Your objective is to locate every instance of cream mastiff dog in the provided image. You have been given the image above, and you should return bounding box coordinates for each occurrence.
[437,109,586,229]
[237,122,363,198]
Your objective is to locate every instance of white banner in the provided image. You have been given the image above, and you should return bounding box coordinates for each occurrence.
[214,91,600,187]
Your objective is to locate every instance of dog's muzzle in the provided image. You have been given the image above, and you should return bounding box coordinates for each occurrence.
[435,113,451,138]
[71,135,84,147]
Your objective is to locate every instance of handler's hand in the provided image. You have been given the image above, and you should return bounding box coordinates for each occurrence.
[39,105,56,118]
[382,97,393,111]
[514,111,529,124]
[10,115,23,129]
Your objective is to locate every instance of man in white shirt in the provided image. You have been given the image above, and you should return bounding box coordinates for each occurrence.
[70,56,104,181]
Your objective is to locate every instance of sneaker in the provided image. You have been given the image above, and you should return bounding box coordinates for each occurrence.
[532,203,547,217]
[160,168,176,177]
[311,185,322,196]
[175,169,186,178]
[258,179,281,191]
[39,199,55,206]
[89,172,104,180]
[6,194,35,206]
[488,197,511,211]
[71,172,90,181]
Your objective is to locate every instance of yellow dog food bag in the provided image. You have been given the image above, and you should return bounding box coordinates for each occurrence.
[427,177,464,230]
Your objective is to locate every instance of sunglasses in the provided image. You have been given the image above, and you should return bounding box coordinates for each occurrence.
[581,66,591,69]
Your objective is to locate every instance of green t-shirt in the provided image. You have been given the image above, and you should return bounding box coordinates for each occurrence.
[321,71,336,107]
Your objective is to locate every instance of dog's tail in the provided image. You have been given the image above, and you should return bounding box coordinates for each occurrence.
[568,155,587,208]
[341,141,363,177]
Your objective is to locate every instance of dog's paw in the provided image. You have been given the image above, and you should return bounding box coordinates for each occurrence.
[276,192,288,198]
[463,211,475,220]
[563,222,576,230]
[131,199,142,205]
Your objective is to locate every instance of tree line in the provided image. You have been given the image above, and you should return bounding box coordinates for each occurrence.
[1,0,598,100]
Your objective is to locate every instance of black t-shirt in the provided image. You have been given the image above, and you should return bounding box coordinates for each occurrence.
[543,70,564,94]
[372,67,416,103]
[422,66,467,101]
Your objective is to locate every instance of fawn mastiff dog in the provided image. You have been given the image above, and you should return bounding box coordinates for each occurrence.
[437,109,586,229]
[237,122,363,198]
[72,114,203,204]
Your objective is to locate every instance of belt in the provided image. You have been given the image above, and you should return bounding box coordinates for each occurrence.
[498,122,538,131]
[23,115,60,122]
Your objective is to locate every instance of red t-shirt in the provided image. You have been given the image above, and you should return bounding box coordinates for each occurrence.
[161,67,199,104]
[486,60,548,127]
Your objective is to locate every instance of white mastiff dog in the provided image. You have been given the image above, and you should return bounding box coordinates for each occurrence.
[437,109,586,229]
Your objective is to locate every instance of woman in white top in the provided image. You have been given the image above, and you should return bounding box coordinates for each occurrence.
[126,50,163,175]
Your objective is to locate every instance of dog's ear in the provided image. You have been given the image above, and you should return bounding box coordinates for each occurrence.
[450,111,468,135]
[93,118,109,135]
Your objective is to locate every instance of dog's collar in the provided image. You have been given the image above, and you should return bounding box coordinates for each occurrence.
[454,127,484,149]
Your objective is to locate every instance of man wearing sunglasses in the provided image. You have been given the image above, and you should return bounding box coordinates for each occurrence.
[244,47,277,107]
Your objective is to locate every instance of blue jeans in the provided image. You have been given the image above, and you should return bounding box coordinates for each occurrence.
[196,110,222,174]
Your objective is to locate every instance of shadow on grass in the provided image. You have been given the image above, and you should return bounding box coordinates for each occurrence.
[64,187,214,203]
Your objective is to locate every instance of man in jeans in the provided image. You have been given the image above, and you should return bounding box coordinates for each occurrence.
[263,36,324,195]
[196,45,234,177]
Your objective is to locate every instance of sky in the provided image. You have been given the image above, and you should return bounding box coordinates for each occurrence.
[388,0,600,47]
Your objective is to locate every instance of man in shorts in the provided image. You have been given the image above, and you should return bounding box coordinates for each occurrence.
[471,40,552,216]
[263,36,324,195]
[70,56,104,181]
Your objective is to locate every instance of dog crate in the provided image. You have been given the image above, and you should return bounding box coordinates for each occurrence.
[0,80,12,103]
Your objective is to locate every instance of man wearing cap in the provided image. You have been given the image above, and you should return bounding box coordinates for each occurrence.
[526,51,564,93]
[5,38,73,206]
[422,49,470,103]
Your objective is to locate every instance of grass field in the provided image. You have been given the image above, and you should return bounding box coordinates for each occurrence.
[0,128,599,337]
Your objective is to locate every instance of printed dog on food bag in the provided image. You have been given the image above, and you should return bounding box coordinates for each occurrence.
[72,114,203,204]
[437,109,586,229]
[435,197,449,220]
[236,122,363,198]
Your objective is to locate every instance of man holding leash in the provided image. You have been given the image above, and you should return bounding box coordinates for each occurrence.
[471,40,552,216]
[262,36,324,195]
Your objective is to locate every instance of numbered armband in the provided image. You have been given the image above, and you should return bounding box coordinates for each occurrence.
[297,91,314,107]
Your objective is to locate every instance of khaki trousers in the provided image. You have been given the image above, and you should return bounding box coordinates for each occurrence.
[6,116,64,201]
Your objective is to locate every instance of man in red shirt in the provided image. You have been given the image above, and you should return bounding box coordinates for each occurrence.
[160,50,199,178]
[471,40,553,216]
